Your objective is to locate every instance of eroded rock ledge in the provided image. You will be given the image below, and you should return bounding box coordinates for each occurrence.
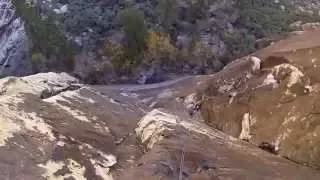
[124,109,320,179]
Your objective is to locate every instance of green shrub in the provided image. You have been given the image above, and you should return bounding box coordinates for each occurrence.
[227,0,320,60]
[31,52,42,63]
[237,0,320,38]
[103,41,127,73]
[13,0,75,71]
[144,31,177,63]
[222,30,256,59]
[156,0,179,32]
[61,0,114,35]
[119,8,147,58]
[112,8,148,73]
[186,0,208,24]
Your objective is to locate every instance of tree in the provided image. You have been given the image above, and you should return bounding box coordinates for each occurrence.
[119,8,147,58]
[12,0,75,71]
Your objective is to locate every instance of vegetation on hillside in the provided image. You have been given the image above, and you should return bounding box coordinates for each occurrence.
[13,0,75,71]
[119,8,147,58]
[222,0,320,59]
[60,0,114,36]
[237,0,291,38]
[107,8,148,74]
[156,0,179,33]
[12,0,320,83]
[106,6,221,75]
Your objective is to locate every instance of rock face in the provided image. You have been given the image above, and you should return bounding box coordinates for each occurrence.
[0,68,319,179]
[0,0,30,77]
[201,30,320,169]
[125,109,320,179]
[0,72,132,179]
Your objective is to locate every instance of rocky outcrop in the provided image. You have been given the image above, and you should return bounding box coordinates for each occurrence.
[125,109,320,179]
[201,30,320,169]
[0,69,319,179]
[0,0,31,77]
[0,72,137,179]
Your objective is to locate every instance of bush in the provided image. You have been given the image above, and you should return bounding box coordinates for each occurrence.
[189,40,212,67]
[156,0,179,32]
[237,0,320,38]
[61,0,114,35]
[13,0,75,71]
[31,52,42,63]
[105,8,148,74]
[119,8,147,58]
[103,41,127,73]
[227,0,320,61]
[237,0,292,38]
[144,31,177,64]
[222,30,256,59]
[186,0,208,24]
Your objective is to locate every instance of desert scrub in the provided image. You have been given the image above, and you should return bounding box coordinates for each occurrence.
[237,0,320,37]
[156,0,179,32]
[104,31,178,74]
[13,0,75,71]
[221,30,256,60]
[60,0,114,35]
[189,40,213,67]
[144,31,177,65]
[186,0,209,24]
[224,0,320,60]
[31,52,42,63]
[103,41,128,73]
[237,0,291,38]
[103,8,149,74]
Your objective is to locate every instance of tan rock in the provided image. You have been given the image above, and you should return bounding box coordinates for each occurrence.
[201,30,320,168]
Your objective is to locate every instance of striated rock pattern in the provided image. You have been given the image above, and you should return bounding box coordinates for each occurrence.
[0,69,318,179]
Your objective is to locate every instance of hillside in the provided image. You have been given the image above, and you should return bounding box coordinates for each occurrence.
[2,29,320,179]
[1,0,320,84]
[3,1,320,179]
